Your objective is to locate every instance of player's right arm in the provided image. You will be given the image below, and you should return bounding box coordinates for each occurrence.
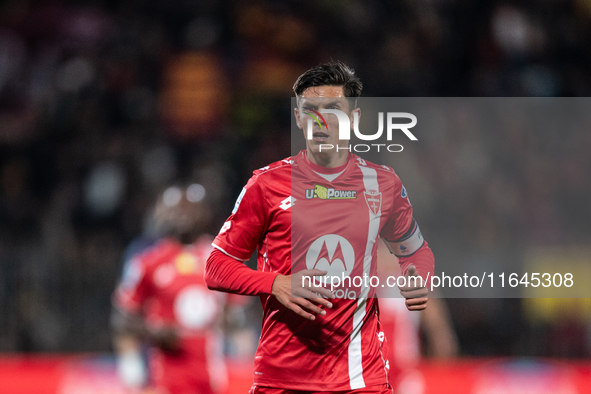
[205,172,334,320]
[204,175,278,295]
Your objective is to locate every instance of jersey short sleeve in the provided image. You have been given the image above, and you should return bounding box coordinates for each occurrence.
[213,174,269,261]
[380,175,414,242]
[113,256,152,313]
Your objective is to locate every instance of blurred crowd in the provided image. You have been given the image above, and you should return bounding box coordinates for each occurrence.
[1,0,590,358]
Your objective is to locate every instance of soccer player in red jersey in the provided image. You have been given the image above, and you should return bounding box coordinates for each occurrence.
[112,185,229,394]
[205,62,435,394]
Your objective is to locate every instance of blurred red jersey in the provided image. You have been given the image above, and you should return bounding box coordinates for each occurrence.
[114,236,227,394]
[379,297,421,388]
[211,151,434,391]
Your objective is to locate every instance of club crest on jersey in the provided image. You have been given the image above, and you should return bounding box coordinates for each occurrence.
[305,184,357,200]
[364,190,382,216]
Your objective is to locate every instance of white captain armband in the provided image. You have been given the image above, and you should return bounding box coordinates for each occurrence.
[383,219,425,257]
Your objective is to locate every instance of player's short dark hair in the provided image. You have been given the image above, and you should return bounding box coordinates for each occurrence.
[293,61,363,105]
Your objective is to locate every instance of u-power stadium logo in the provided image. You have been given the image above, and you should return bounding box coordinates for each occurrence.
[305,235,357,299]
[305,184,357,200]
[303,107,417,153]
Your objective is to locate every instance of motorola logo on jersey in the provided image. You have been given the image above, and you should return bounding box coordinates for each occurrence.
[306,235,355,279]
[305,235,357,299]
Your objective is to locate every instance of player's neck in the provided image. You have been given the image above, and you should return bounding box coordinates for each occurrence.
[306,148,349,169]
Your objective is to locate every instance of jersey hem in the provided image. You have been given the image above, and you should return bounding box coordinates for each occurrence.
[253,377,388,391]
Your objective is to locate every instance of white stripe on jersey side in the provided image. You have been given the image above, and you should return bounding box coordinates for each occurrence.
[348,165,381,390]
[349,297,367,390]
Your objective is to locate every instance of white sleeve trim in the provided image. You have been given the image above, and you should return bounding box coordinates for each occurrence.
[212,243,249,262]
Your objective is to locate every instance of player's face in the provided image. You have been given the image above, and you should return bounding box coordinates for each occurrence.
[294,86,357,155]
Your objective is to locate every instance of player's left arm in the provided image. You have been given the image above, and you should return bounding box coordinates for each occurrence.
[390,241,434,311]
[111,257,151,390]
[111,254,180,390]
[380,178,435,311]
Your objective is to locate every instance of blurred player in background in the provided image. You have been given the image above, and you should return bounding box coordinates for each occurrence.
[376,242,457,393]
[111,184,230,394]
[205,62,435,393]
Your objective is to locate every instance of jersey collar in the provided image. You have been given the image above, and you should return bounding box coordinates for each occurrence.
[295,150,356,183]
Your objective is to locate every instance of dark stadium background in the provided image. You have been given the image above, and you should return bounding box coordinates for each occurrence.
[1,0,590,393]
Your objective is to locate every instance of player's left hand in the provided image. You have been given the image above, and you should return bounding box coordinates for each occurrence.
[399,265,428,311]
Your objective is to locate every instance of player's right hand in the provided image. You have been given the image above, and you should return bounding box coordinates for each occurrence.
[272,269,335,321]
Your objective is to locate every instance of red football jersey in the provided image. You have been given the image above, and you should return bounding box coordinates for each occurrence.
[212,151,434,391]
[113,236,227,394]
